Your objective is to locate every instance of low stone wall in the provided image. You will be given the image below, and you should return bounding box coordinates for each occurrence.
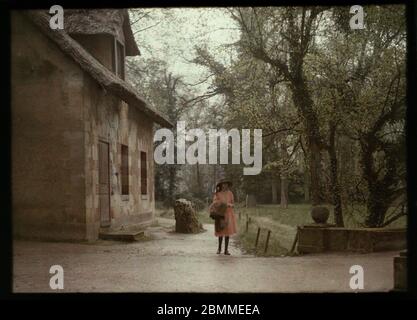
[297,224,406,254]
[393,251,407,291]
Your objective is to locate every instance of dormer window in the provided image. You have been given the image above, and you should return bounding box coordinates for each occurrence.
[112,38,125,80]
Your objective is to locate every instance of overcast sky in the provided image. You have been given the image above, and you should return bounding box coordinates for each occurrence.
[129,8,240,92]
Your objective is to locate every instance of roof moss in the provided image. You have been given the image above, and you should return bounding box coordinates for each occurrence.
[65,9,140,56]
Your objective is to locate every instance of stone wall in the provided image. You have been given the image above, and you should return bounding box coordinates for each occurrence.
[83,75,155,240]
[297,225,407,254]
[12,12,156,241]
[12,13,87,240]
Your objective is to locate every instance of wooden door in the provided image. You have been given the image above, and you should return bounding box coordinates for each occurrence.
[98,141,111,227]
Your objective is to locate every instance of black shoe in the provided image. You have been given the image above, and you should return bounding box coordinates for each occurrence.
[224,251,231,255]
[217,249,221,254]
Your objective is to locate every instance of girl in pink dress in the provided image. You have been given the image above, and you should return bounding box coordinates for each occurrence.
[213,179,237,255]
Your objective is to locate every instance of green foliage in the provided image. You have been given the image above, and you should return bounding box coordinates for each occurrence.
[191,198,206,211]
[128,7,407,228]
[192,6,406,227]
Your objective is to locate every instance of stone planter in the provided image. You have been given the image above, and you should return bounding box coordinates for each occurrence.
[310,206,330,224]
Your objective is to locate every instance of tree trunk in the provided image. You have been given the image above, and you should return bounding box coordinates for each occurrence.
[280,176,289,209]
[168,166,176,205]
[328,126,344,227]
[271,179,278,204]
[308,140,323,205]
[365,195,389,227]
[213,165,217,192]
[195,162,203,195]
[291,77,324,206]
[304,165,310,202]
[361,140,390,227]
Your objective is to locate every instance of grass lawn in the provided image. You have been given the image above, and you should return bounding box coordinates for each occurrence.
[156,202,407,257]
[155,206,213,224]
[234,205,305,257]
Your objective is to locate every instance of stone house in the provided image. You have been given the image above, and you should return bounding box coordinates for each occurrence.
[12,10,172,241]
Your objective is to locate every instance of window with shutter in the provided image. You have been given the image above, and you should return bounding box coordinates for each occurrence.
[140,152,147,195]
[121,145,129,195]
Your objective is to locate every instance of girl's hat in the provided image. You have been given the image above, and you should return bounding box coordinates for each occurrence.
[216,178,233,189]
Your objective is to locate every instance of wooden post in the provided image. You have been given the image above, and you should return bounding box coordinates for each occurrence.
[246,219,249,232]
[290,227,299,254]
[255,227,261,249]
[264,229,271,253]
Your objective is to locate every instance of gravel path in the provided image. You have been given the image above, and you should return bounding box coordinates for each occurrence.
[13,218,398,292]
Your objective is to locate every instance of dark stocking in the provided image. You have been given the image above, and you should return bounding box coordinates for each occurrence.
[217,237,223,254]
[224,236,230,255]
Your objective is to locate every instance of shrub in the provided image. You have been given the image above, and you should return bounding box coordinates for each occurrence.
[191,198,206,211]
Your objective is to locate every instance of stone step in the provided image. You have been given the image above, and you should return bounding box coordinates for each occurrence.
[99,229,145,242]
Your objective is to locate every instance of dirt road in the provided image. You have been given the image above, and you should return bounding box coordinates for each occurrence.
[13,218,398,292]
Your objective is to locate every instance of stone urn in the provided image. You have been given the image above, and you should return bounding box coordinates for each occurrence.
[310,206,330,224]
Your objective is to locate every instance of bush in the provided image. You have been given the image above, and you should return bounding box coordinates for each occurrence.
[162,198,174,208]
[155,201,165,210]
[191,198,206,211]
